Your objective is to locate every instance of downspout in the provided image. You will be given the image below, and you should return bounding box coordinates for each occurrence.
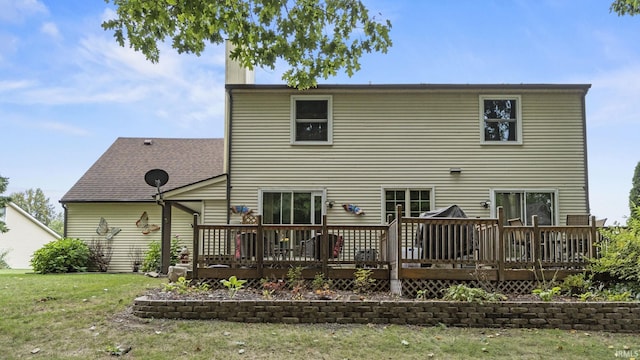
[61,202,67,238]
[226,87,233,224]
[581,88,591,214]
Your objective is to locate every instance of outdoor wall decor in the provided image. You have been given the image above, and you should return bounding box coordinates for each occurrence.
[342,204,365,215]
[136,211,160,235]
[96,217,121,240]
[230,205,253,215]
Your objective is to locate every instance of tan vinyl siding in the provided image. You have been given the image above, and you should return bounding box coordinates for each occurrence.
[65,203,194,272]
[165,179,227,200]
[228,88,588,225]
[163,180,228,225]
[203,200,227,224]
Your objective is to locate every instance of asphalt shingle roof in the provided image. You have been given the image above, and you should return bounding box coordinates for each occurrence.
[61,137,224,203]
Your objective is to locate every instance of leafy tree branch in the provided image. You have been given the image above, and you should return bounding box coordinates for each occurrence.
[102,0,392,89]
[0,175,9,233]
[611,0,640,16]
[10,189,58,229]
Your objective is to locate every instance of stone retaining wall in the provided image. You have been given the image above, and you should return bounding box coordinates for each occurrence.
[133,297,640,332]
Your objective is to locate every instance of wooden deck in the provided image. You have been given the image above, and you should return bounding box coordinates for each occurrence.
[190,207,606,291]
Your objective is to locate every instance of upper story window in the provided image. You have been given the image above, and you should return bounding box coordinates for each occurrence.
[291,95,332,144]
[480,95,522,144]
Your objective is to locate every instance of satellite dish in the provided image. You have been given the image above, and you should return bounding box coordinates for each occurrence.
[145,169,169,188]
[145,169,169,202]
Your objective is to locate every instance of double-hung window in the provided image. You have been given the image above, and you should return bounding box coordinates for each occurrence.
[291,95,332,144]
[384,188,432,221]
[494,190,557,225]
[480,95,522,144]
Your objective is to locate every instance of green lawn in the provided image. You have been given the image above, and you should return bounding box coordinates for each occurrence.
[1,272,639,359]
[0,269,33,275]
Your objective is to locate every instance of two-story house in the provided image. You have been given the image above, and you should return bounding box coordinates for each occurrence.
[220,83,590,242]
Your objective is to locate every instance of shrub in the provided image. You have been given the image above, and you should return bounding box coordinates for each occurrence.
[560,273,591,296]
[590,206,640,283]
[311,273,332,291]
[353,268,376,294]
[31,238,90,274]
[141,236,181,273]
[286,265,304,290]
[141,242,161,273]
[286,266,305,300]
[88,239,113,272]
[578,286,636,302]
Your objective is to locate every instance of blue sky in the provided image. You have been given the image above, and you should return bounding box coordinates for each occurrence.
[1,0,639,224]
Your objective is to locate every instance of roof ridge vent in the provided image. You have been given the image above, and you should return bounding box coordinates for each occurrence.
[144,139,153,145]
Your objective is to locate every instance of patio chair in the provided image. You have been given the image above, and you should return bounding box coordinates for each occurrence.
[300,233,343,260]
[566,214,590,225]
[565,214,591,262]
[507,218,530,261]
[237,214,259,259]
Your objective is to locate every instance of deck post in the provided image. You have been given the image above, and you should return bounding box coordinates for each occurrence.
[532,215,541,273]
[321,216,329,276]
[192,213,199,279]
[590,215,597,258]
[256,215,264,278]
[161,202,172,274]
[391,205,403,295]
[497,206,505,282]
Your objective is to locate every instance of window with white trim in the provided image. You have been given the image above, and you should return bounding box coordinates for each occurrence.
[291,95,332,144]
[481,95,522,143]
[494,190,556,225]
[384,189,432,221]
[261,190,324,252]
[261,191,323,225]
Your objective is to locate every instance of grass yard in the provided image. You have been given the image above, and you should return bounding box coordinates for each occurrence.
[1,272,639,359]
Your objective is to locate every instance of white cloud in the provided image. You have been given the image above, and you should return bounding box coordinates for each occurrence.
[0,0,47,23]
[69,33,227,130]
[77,35,188,81]
[17,84,149,105]
[583,65,640,127]
[1,9,228,134]
[100,7,116,23]
[39,121,90,136]
[0,32,19,60]
[40,21,60,40]
[0,79,35,92]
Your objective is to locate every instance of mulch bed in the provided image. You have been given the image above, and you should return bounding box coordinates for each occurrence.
[142,287,579,302]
